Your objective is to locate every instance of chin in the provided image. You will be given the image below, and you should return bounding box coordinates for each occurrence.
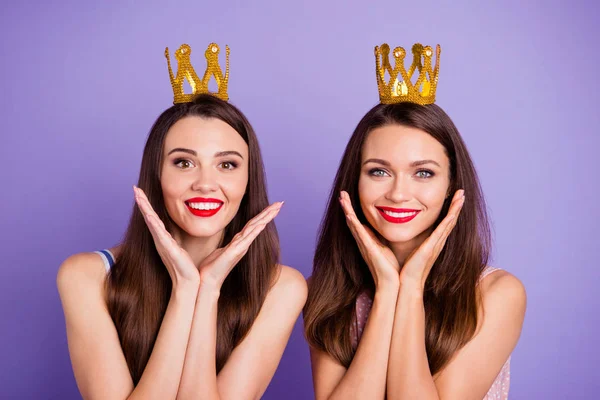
[179,222,225,239]
[376,226,421,244]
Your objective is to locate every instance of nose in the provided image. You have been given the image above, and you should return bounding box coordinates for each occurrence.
[384,174,412,203]
[191,167,218,194]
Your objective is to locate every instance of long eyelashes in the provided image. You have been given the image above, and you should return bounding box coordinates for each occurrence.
[172,158,239,170]
[415,169,435,179]
[368,168,389,177]
[368,168,435,179]
[174,158,194,169]
[219,161,239,170]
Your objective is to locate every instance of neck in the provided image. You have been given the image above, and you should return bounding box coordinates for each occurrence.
[389,228,433,267]
[173,229,224,267]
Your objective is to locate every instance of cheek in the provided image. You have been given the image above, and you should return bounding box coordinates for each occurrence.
[160,169,191,200]
[222,172,248,203]
[358,176,383,208]
[419,184,448,209]
[358,177,388,227]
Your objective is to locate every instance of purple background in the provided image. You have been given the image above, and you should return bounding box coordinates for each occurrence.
[1,1,598,398]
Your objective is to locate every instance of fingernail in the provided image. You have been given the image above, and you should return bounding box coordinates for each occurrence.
[460,190,465,198]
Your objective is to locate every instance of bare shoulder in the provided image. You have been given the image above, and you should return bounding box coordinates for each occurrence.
[56,251,110,299]
[479,268,527,318]
[268,265,308,306]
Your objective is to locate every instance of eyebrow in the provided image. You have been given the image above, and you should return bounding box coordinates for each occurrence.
[363,158,441,168]
[167,148,244,159]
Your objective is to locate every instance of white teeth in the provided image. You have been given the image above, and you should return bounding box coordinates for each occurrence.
[188,202,222,210]
[383,210,417,218]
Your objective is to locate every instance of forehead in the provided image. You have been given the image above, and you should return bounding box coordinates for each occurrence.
[164,116,248,157]
[362,124,448,167]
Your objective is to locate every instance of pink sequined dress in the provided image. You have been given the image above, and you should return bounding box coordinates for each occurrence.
[350,266,511,399]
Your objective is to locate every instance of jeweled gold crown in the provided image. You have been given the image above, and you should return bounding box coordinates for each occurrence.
[165,43,230,104]
[375,43,441,105]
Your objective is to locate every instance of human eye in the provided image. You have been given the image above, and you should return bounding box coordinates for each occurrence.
[369,168,390,178]
[219,161,238,170]
[174,158,195,169]
[415,169,434,179]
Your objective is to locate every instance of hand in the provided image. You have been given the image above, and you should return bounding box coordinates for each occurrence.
[197,201,284,288]
[399,189,466,291]
[340,191,400,289]
[134,186,200,287]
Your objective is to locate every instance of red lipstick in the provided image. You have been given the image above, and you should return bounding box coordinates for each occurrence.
[376,207,421,224]
[185,197,224,217]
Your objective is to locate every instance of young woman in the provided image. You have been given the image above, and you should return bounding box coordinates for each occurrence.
[57,94,307,400]
[304,102,526,399]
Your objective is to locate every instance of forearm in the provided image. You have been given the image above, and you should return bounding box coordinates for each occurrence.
[386,286,438,400]
[128,281,199,400]
[329,283,399,400]
[176,282,221,400]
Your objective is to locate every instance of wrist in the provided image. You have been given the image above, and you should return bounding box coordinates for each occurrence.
[375,277,400,295]
[198,277,222,301]
[172,279,200,299]
[199,270,224,290]
[398,282,425,300]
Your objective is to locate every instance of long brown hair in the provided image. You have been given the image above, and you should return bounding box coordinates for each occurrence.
[303,102,491,374]
[106,94,279,383]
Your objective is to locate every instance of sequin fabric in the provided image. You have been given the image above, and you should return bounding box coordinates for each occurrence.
[350,267,511,399]
[165,43,230,104]
[375,43,440,105]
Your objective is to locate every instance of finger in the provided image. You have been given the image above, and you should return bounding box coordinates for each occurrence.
[429,194,466,256]
[346,213,380,255]
[338,193,376,251]
[339,191,358,218]
[239,202,282,237]
[431,216,456,257]
[446,190,465,220]
[427,190,465,247]
[344,215,370,261]
[133,188,173,245]
[134,187,166,229]
[338,193,384,261]
[226,220,270,261]
[242,205,281,237]
[228,205,282,256]
[361,224,386,248]
[339,192,384,250]
[244,202,283,231]
[145,214,178,257]
[344,213,362,244]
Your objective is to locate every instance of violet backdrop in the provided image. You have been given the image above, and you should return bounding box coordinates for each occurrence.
[1,0,598,398]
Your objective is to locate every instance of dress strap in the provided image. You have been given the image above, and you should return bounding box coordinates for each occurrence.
[480,266,502,280]
[94,249,116,273]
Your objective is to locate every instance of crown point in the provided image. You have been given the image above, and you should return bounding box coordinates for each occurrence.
[393,47,405,58]
[375,42,441,105]
[166,42,230,104]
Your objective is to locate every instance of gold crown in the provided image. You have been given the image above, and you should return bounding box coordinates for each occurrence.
[165,43,230,104]
[375,43,441,105]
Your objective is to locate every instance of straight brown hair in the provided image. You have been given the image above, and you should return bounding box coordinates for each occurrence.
[106,94,279,383]
[303,102,491,374]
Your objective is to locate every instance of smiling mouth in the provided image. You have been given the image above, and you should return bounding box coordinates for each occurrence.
[185,198,224,217]
[376,207,420,224]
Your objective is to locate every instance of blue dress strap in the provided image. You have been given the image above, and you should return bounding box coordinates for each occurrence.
[94,249,116,273]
